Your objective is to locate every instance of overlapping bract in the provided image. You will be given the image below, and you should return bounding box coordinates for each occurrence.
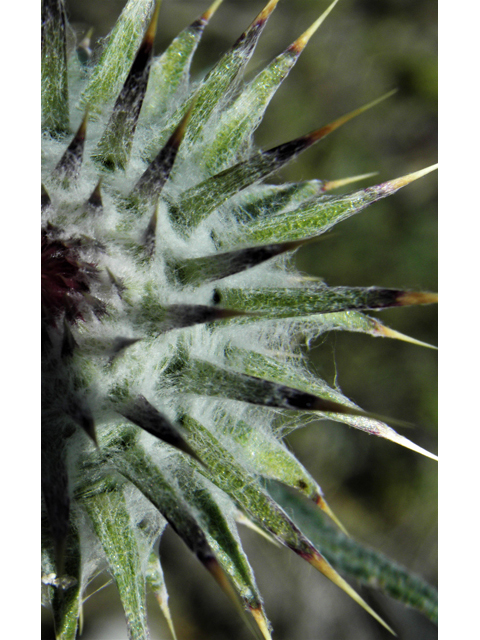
[41,1,437,638]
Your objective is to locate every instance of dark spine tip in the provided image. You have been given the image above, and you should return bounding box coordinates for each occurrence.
[177,238,312,285]
[76,110,89,140]
[160,304,247,333]
[81,415,98,446]
[120,395,203,464]
[142,206,158,256]
[81,292,107,319]
[132,106,193,201]
[106,268,126,296]
[66,399,97,445]
[41,184,52,210]
[358,287,438,310]
[266,134,313,166]
[86,178,103,212]
[170,103,195,149]
[53,111,89,181]
[191,17,207,32]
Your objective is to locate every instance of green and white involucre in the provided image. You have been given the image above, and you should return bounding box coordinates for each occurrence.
[41,0,437,638]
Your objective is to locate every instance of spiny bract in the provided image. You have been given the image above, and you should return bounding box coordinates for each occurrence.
[41,1,438,638]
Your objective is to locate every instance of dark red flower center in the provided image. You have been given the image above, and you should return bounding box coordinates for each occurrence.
[41,229,95,324]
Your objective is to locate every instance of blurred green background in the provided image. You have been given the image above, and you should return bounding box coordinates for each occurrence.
[43,1,437,638]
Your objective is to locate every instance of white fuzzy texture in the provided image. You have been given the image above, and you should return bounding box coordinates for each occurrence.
[41,4,395,619]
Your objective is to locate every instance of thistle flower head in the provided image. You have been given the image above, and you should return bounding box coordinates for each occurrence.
[41,1,437,638]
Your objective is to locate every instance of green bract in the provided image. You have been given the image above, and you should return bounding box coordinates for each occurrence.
[41,1,437,638]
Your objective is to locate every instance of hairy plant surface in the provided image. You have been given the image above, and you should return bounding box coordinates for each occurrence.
[41,1,438,638]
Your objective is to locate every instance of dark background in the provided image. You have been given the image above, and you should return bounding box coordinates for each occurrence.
[43,1,437,638]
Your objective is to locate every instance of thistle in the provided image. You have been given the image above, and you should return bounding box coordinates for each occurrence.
[41,1,438,638]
